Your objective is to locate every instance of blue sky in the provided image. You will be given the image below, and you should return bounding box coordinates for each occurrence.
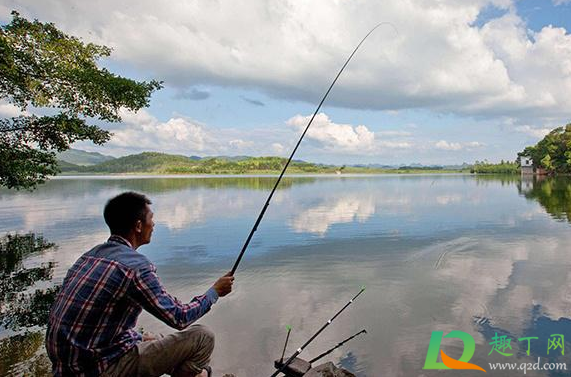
[2,0,571,165]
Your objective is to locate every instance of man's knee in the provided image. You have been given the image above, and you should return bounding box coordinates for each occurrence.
[184,324,215,350]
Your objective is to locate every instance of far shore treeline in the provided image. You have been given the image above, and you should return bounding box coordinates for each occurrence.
[57,151,470,175]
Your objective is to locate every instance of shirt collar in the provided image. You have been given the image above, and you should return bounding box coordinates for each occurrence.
[108,235,134,250]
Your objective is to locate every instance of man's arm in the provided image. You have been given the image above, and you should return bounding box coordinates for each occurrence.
[129,266,230,330]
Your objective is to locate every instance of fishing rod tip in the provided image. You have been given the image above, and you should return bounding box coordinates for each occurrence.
[286,325,292,331]
[360,285,366,291]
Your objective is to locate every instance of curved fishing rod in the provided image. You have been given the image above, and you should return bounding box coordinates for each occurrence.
[270,286,366,377]
[231,23,391,275]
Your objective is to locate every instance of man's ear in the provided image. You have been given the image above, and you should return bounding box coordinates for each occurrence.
[135,220,143,233]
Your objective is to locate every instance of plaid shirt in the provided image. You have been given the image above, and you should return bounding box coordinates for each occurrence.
[46,236,218,376]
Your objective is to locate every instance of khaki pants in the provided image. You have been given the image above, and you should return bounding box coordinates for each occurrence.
[103,325,215,377]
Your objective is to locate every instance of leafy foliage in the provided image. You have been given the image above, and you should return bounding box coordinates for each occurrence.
[518,124,571,174]
[0,12,161,189]
[471,160,519,174]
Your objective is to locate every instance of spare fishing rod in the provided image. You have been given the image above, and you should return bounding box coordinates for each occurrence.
[274,328,367,377]
[308,329,367,364]
[230,23,390,275]
[270,286,366,377]
[280,325,293,363]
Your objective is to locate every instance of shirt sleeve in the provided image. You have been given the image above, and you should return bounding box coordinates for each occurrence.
[129,264,218,330]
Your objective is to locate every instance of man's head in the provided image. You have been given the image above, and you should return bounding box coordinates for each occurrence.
[104,192,154,248]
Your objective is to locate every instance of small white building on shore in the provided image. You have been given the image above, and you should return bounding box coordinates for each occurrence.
[521,157,534,175]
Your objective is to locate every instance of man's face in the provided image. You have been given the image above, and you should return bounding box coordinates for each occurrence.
[139,204,155,245]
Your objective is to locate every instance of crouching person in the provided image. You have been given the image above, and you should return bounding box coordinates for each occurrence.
[46,192,234,376]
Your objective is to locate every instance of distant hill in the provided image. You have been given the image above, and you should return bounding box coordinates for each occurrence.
[74,152,198,173]
[211,156,250,162]
[58,152,339,174]
[57,151,472,175]
[351,163,396,169]
[57,160,82,170]
[57,149,115,166]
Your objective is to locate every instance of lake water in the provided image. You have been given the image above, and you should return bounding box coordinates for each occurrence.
[1,174,571,376]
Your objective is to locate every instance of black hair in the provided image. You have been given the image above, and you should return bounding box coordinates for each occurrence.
[103,192,152,236]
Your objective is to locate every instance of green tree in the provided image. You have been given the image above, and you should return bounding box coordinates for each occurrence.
[541,154,553,172]
[0,11,161,189]
[518,124,571,174]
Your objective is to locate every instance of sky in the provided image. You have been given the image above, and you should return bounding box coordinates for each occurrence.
[1,0,571,165]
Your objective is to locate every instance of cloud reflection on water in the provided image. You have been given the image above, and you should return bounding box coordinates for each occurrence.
[289,194,376,235]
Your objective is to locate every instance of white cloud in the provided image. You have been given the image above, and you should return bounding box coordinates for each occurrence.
[479,15,571,114]
[553,0,571,5]
[465,141,484,148]
[10,0,571,125]
[435,140,484,151]
[376,130,412,137]
[0,101,27,117]
[108,109,214,154]
[94,110,412,158]
[287,113,374,152]
[435,140,462,151]
[271,143,285,154]
[99,109,294,157]
[228,139,254,149]
[378,141,413,149]
[514,125,552,138]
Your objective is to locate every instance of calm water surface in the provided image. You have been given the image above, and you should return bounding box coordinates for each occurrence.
[1,174,571,376]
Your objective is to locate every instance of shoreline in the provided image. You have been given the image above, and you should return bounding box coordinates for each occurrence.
[52,171,477,179]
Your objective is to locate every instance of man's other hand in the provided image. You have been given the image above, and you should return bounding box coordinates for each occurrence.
[213,272,234,297]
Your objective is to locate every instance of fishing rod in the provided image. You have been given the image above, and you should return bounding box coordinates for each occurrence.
[274,328,367,376]
[230,23,390,275]
[309,329,367,364]
[280,325,293,363]
[270,286,366,377]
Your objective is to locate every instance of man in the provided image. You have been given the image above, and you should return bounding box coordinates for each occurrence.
[46,192,234,376]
